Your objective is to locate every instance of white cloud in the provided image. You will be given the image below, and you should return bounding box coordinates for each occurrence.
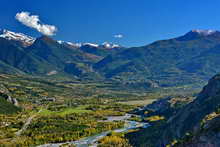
[15,11,57,36]
[114,34,123,38]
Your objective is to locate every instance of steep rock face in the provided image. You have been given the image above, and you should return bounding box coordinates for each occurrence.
[0,92,19,107]
[160,74,220,145]
[7,95,19,106]
[0,91,20,114]
[179,115,220,147]
[0,84,19,106]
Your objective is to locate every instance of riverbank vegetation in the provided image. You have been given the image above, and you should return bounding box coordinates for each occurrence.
[98,132,132,147]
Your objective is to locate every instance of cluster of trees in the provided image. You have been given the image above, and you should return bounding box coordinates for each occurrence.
[0,74,146,146]
[98,132,132,147]
[14,112,124,146]
[0,114,24,137]
[144,115,165,122]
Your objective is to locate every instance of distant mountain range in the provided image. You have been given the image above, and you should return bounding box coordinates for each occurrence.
[94,29,220,86]
[1,29,220,88]
[0,29,123,80]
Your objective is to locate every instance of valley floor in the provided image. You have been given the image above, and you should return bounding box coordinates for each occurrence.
[0,74,200,146]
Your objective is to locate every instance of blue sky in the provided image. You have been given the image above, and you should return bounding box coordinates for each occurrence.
[1,0,220,47]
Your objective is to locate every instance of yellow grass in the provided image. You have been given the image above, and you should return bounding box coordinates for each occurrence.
[119,99,156,106]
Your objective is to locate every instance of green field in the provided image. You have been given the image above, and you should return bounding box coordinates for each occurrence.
[39,105,92,116]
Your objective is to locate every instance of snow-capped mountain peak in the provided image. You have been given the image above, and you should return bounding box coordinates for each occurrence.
[57,40,121,50]
[101,42,120,49]
[177,29,220,41]
[0,29,35,46]
[82,43,99,48]
[58,40,121,49]
[0,29,122,50]
[191,29,218,36]
[82,42,121,49]
[57,40,82,48]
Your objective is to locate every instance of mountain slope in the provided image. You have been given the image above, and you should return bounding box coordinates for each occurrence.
[25,36,102,78]
[160,74,220,145]
[2,29,220,87]
[0,29,121,79]
[94,30,220,86]
[0,37,52,74]
[126,74,220,147]
[0,30,104,77]
[0,29,35,47]
[80,42,123,57]
[178,114,220,147]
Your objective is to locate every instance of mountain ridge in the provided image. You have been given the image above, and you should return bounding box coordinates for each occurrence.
[94,29,220,86]
[1,29,220,88]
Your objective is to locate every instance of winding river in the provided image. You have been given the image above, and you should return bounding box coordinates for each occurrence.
[38,114,149,147]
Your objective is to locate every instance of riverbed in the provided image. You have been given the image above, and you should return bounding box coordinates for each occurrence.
[38,114,149,147]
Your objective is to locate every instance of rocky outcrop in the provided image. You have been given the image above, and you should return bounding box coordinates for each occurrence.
[179,115,220,147]
[7,95,19,106]
[160,74,220,146]
[0,93,19,106]
[0,84,19,106]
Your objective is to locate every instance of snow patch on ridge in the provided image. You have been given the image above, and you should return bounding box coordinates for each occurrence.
[83,43,99,48]
[101,42,120,49]
[192,29,218,36]
[0,29,35,46]
[57,40,82,48]
[57,40,121,49]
